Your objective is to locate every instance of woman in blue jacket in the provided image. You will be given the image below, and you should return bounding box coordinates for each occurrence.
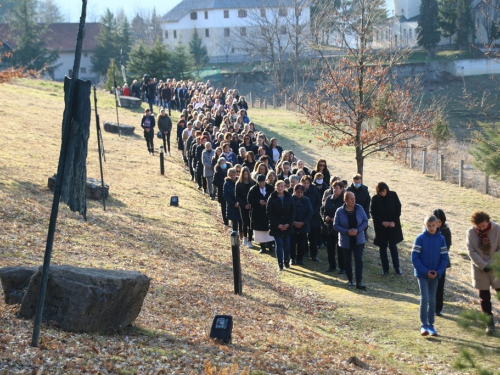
[411,215,449,337]
[334,191,369,290]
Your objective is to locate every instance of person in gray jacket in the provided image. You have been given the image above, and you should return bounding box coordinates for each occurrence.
[157,108,172,155]
[202,142,215,199]
[466,211,500,334]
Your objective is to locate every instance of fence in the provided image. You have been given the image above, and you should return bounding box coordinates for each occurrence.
[243,91,500,198]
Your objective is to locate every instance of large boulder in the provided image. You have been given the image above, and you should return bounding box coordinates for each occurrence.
[119,96,142,109]
[104,122,135,135]
[0,267,36,304]
[47,175,109,200]
[19,266,150,333]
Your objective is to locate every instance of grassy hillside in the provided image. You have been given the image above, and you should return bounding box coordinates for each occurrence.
[0,79,499,374]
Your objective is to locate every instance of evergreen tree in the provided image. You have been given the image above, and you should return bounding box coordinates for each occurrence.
[145,39,170,81]
[131,14,148,44]
[119,16,132,65]
[0,0,18,22]
[188,27,209,76]
[170,39,194,80]
[438,0,457,45]
[417,0,441,56]
[9,0,59,71]
[470,125,500,178]
[37,0,64,24]
[127,42,149,81]
[90,9,121,77]
[456,0,474,51]
[104,58,122,91]
[150,8,163,44]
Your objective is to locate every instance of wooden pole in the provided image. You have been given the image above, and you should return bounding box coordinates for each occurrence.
[273,94,276,109]
[459,160,464,187]
[264,99,267,109]
[439,154,444,181]
[485,174,489,194]
[284,93,288,110]
[259,99,262,109]
[410,147,414,169]
[249,92,253,108]
[422,149,427,174]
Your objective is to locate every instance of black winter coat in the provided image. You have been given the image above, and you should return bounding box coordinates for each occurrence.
[223,179,240,222]
[293,195,313,234]
[304,185,322,229]
[248,183,274,231]
[321,192,345,234]
[267,190,295,237]
[370,190,403,247]
[347,184,371,218]
[236,180,256,209]
[213,164,232,203]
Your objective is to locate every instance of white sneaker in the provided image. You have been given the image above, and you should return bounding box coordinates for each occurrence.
[168,152,171,156]
[242,238,248,246]
[247,241,253,247]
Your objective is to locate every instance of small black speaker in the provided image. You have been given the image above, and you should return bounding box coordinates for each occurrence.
[209,315,233,343]
[170,196,179,206]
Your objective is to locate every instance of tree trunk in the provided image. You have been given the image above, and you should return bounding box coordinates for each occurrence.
[356,144,364,175]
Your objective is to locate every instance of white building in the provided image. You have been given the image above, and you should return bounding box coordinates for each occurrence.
[0,23,100,81]
[373,0,498,49]
[161,0,311,63]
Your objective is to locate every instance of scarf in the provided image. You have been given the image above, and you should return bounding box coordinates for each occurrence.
[475,222,492,252]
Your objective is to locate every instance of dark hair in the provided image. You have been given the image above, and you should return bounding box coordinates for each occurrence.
[471,211,490,225]
[432,209,447,225]
[294,183,305,192]
[333,180,344,189]
[376,182,389,194]
[301,175,313,184]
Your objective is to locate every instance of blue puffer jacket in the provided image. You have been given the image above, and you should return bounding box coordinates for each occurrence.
[411,229,449,278]
[333,204,368,248]
[223,179,240,222]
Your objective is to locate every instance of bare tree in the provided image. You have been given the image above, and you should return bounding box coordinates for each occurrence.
[477,0,500,45]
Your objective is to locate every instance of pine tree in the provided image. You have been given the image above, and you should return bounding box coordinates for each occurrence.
[131,14,148,44]
[119,16,132,65]
[456,0,474,52]
[417,0,441,56]
[104,58,122,91]
[438,0,457,45]
[90,9,121,77]
[127,42,149,81]
[37,0,64,24]
[470,125,500,178]
[9,0,59,71]
[188,27,209,76]
[150,8,163,45]
[145,39,170,81]
[170,39,194,80]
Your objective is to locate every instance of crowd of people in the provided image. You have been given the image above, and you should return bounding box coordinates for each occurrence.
[136,78,499,336]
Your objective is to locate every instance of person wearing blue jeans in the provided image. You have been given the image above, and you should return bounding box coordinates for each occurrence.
[412,215,449,337]
[334,191,369,290]
[267,181,295,271]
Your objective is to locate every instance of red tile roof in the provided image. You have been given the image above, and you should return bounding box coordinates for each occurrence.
[0,22,100,52]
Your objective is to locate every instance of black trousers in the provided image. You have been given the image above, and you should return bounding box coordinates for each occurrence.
[436,269,446,313]
[308,227,320,258]
[291,233,308,262]
[326,230,343,270]
[240,208,253,241]
[220,200,228,225]
[479,288,500,316]
[162,131,171,152]
[145,136,154,153]
[231,219,242,233]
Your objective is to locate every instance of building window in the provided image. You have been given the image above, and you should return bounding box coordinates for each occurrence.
[205,29,209,37]
[224,10,229,18]
[260,9,266,17]
[81,67,86,74]
[240,27,246,36]
[238,9,247,18]
[174,30,177,39]
[205,11,208,19]
[224,28,230,37]
[280,25,287,34]
[279,8,287,17]
[165,30,169,39]
[191,12,197,20]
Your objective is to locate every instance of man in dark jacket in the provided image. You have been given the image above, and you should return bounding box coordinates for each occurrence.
[291,184,313,265]
[302,176,322,261]
[347,174,371,236]
[161,83,173,116]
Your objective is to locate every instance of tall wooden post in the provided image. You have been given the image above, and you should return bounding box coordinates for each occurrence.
[485,174,490,194]
[249,92,253,108]
[459,160,464,187]
[410,147,414,169]
[422,149,427,174]
[273,94,276,109]
[284,93,288,110]
[264,99,267,109]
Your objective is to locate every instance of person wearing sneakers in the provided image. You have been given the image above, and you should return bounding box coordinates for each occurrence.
[157,108,172,156]
[412,215,449,337]
[466,211,500,335]
[140,108,155,155]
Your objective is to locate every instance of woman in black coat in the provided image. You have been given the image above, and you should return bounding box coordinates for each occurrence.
[140,108,155,155]
[248,174,274,253]
[302,176,322,261]
[370,182,403,275]
[213,157,232,226]
[223,168,241,236]
[236,167,256,247]
[321,180,346,273]
[242,151,256,172]
[267,181,295,270]
[291,184,313,265]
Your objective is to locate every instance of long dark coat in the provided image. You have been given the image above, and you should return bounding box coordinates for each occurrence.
[248,183,274,231]
[304,185,321,229]
[370,190,403,247]
[293,195,313,234]
[266,190,295,237]
[223,179,240,222]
